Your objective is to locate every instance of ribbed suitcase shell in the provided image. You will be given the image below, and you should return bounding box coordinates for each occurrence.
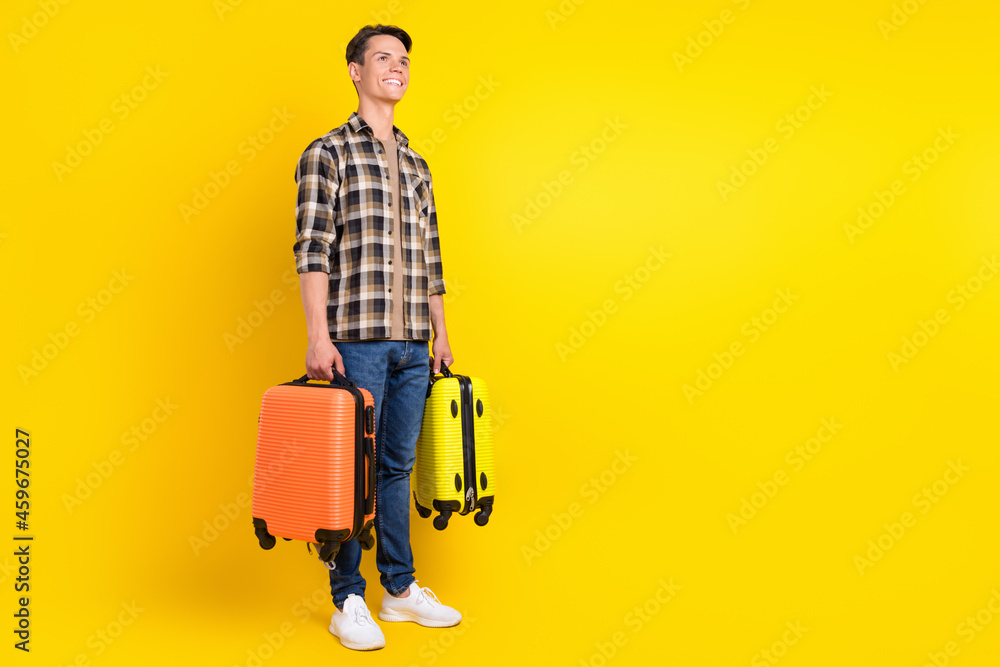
[253,382,375,544]
[414,369,495,528]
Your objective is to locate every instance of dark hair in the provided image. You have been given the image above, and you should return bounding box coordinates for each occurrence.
[346,24,412,67]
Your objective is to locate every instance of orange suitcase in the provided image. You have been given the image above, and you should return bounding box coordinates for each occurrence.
[252,369,376,563]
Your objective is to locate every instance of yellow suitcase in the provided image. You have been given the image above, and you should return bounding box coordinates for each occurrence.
[413,362,495,529]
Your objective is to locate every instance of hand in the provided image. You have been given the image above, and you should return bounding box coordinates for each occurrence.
[305,338,344,381]
[430,336,453,374]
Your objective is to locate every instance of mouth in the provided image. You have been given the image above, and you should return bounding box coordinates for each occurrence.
[382,78,404,88]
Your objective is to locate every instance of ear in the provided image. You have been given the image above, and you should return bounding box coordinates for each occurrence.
[348,62,360,83]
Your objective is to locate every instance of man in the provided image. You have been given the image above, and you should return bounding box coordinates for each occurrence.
[292,24,461,651]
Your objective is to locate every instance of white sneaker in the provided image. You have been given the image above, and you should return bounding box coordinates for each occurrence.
[329,594,385,650]
[379,581,462,627]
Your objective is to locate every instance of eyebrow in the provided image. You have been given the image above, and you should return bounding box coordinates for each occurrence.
[373,51,409,61]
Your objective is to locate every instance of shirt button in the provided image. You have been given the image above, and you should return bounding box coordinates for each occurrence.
[388,260,393,265]
[388,288,392,292]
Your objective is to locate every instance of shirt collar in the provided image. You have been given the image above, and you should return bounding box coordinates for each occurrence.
[347,111,409,147]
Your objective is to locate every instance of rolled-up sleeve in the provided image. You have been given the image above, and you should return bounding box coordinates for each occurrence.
[423,170,446,296]
[292,139,339,274]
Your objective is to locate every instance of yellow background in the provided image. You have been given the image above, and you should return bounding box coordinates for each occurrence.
[4,0,1000,665]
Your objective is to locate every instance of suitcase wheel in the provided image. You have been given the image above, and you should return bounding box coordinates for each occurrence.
[414,492,432,518]
[254,518,276,550]
[433,509,452,531]
[474,501,493,527]
[318,541,340,563]
[358,529,375,550]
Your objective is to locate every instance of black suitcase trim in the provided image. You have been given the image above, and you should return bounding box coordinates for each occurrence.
[456,374,478,515]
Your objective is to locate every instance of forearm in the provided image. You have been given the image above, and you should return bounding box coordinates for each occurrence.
[299,271,331,343]
[429,293,448,341]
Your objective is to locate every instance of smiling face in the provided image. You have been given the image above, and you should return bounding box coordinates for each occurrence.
[349,34,409,103]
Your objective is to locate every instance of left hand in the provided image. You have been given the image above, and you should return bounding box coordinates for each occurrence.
[430,335,453,374]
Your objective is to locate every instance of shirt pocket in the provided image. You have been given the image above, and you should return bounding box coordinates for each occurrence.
[410,180,430,230]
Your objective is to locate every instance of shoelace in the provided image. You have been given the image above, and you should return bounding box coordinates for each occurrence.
[416,586,441,607]
[347,600,374,627]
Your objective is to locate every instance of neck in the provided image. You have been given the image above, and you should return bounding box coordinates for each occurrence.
[356,99,396,142]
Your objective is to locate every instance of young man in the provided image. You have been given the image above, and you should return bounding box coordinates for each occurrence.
[292,24,461,651]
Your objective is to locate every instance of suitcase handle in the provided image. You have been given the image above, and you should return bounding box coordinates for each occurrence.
[292,367,357,387]
[363,436,376,515]
[426,361,454,398]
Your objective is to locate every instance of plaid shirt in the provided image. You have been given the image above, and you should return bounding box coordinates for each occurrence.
[293,111,446,341]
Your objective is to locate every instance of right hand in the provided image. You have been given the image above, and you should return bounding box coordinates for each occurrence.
[305,338,344,381]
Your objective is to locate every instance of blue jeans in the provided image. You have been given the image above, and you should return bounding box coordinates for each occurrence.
[326,339,430,611]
